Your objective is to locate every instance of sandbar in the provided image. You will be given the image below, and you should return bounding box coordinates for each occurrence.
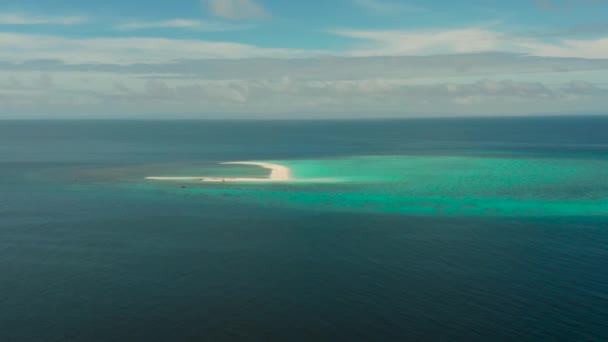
[145,161,292,183]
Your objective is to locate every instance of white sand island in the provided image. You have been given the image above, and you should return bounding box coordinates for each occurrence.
[145,162,292,183]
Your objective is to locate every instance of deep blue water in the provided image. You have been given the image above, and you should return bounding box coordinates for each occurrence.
[1,117,607,341]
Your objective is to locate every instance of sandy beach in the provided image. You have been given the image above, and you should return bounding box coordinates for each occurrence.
[145,161,292,183]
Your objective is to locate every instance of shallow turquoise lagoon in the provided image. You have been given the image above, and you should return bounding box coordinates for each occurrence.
[130,155,608,216]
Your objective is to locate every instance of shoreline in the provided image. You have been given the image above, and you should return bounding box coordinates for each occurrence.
[145,161,292,183]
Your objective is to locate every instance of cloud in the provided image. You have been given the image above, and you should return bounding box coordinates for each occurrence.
[3,26,608,68]
[332,27,608,59]
[333,28,506,56]
[141,80,248,103]
[127,78,607,115]
[114,19,250,31]
[0,33,316,64]
[0,13,88,25]
[113,81,134,94]
[2,22,608,117]
[4,53,608,83]
[401,79,608,100]
[519,37,608,59]
[352,0,426,15]
[3,74,606,117]
[38,74,54,89]
[206,0,270,19]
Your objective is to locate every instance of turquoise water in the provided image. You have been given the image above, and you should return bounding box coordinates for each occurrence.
[129,155,608,216]
[1,118,607,341]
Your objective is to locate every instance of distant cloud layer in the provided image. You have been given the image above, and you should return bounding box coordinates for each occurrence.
[0,13,87,25]
[114,19,249,32]
[3,72,606,118]
[2,51,608,118]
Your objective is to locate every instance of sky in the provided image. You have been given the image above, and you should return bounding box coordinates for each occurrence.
[1,0,608,118]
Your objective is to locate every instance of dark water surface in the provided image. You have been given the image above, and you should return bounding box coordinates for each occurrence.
[1,117,607,341]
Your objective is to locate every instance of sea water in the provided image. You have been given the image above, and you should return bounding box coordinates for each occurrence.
[1,117,607,341]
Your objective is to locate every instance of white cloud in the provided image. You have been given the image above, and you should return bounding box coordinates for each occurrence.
[0,13,87,25]
[115,19,250,31]
[352,0,426,15]
[0,33,316,64]
[334,28,506,56]
[332,27,608,59]
[519,37,608,59]
[206,0,270,19]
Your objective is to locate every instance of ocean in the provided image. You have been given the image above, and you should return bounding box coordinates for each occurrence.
[1,117,607,341]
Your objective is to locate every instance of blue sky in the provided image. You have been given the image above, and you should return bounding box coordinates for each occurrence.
[1,0,608,118]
